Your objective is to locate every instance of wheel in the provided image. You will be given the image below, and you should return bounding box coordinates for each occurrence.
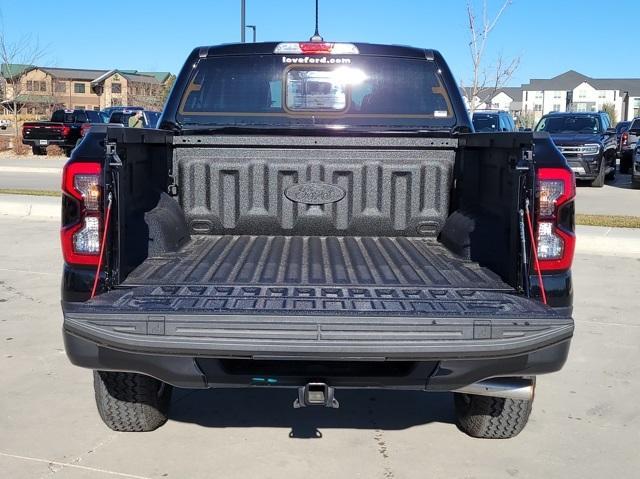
[454,387,534,439]
[63,147,73,158]
[605,168,615,181]
[590,159,605,187]
[620,153,632,174]
[31,146,47,156]
[93,371,172,432]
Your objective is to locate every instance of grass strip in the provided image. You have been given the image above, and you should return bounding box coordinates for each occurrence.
[576,214,640,229]
[0,188,60,197]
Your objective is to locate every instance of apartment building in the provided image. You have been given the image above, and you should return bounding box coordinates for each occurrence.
[466,70,640,124]
[463,87,524,119]
[0,64,173,115]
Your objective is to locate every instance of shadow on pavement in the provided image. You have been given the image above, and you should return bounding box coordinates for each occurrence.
[576,173,633,190]
[169,388,455,438]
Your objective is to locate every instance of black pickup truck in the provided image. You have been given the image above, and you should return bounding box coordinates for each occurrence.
[22,109,103,156]
[62,41,575,439]
[535,111,617,187]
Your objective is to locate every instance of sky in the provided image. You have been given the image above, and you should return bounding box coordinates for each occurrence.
[0,0,637,86]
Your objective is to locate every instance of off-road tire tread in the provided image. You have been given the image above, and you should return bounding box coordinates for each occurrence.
[454,393,533,439]
[93,371,172,432]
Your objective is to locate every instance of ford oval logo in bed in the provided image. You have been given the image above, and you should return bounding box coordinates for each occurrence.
[285,182,346,205]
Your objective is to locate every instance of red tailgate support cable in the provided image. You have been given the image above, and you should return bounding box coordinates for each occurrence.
[90,192,113,299]
[524,198,547,305]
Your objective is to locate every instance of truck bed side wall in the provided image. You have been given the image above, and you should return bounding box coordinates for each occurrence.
[107,127,183,282]
[440,133,532,287]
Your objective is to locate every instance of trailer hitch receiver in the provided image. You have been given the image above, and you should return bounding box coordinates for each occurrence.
[294,383,339,408]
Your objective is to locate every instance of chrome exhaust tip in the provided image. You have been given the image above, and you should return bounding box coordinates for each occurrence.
[454,378,535,401]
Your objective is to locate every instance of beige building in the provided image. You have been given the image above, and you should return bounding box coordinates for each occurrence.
[1,64,173,116]
[91,70,168,110]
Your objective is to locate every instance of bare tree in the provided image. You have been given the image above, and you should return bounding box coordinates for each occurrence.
[463,0,520,114]
[159,74,176,108]
[601,102,617,125]
[127,74,176,112]
[0,28,45,140]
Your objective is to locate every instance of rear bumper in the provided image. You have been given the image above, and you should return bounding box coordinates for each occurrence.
[63,311,573,390]
[22,138,67,147]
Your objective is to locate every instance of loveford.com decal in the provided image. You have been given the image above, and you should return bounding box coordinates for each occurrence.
[282,56,352,64]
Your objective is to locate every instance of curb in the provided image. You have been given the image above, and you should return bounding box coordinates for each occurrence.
[0,166,62,174]
[575,226,640,258]
[0,194,59,219]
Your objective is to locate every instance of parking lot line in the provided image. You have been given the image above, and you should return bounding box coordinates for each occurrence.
[0,451,153,479]
[0,166,62,174]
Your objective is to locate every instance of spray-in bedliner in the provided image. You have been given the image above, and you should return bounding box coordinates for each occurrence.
[124,235,509,290]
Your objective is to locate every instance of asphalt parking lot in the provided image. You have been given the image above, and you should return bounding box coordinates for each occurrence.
[1,216,639,479]
[0,155,66,192]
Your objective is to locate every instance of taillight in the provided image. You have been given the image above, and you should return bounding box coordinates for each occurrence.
[61,162,102,266]
[621,131,628,147]
[535,168,575,272]
[62,125,71,137]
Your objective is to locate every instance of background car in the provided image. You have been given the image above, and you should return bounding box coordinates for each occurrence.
[535,111,617,187]
[108,109,160,128]
[620,117,640,174]
[22,109,103,156]
[615,120,630,146]
[632,142,640,189]
[472,110,517,132]
[101,106,143,118]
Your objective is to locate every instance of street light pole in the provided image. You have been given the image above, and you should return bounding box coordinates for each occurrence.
[246,25,256,43]
[241,0,246,43]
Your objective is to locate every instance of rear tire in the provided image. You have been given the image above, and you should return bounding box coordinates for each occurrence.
[93,371,172,432]
[605,168,615,181]
[454,387,534,439]
[31,146,47,156]
[620,153,632,174]
[590,160,605,187]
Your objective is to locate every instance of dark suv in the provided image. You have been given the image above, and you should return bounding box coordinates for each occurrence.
[472,110,516,132]
[535,112,617,187]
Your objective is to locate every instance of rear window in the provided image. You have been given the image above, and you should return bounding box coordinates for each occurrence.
[472,114,500,132]
[177,55,455,130]
[85,110,102,123]
[109,112,124,124]
[51,110,74,123]
[615,122,630,134]
[145,111,160,127]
